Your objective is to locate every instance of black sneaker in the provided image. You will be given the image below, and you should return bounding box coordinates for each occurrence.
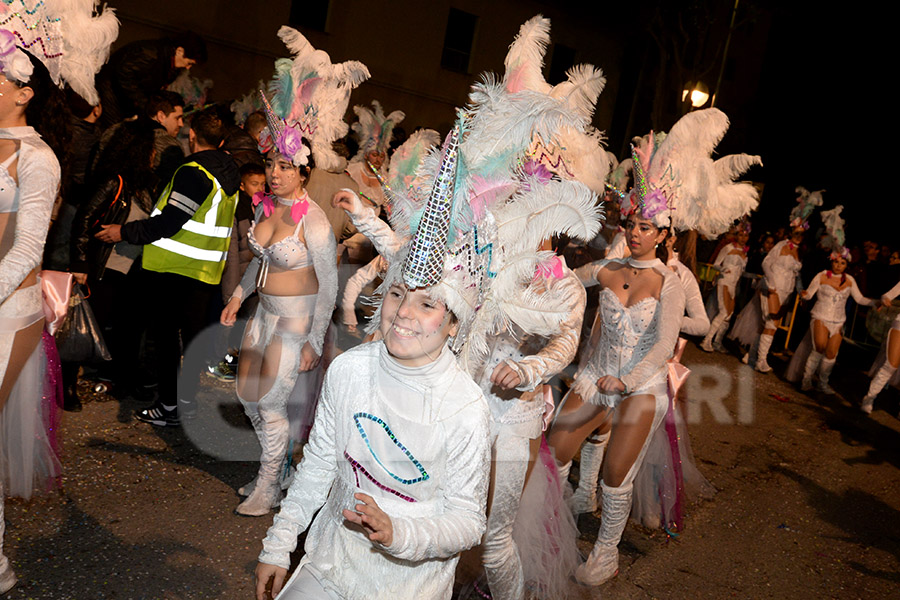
[135,403,179,426]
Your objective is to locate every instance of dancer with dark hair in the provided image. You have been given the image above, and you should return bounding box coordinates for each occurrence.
[0,5,118,593]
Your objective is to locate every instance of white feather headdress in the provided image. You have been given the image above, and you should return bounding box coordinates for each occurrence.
[0,0,119,105]
[790,186,824,228]
[626,108,762,237]
[262,26,370,171]
[504,15,610,194]
[820,204,848,259]
[351,100,405,161]
[354,19,604,365]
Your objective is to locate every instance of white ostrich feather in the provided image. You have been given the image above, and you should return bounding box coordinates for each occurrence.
[55,0,120,105]
[503,14,552,94]
[550,64,606,121]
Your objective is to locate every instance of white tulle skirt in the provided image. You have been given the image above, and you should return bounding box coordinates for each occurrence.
[0,283,61,500]
[729,291,763,346]
[512,437,581,599]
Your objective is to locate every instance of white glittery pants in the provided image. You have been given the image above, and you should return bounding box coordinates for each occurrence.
[483,426,532,600]
[276,562,341,600]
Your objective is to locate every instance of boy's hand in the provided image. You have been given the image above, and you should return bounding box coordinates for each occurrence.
[343,492,394,547]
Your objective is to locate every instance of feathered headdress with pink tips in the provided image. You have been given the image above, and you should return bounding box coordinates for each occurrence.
[0,0,118,105]
[260,26,369,170]
[624,108,762,237]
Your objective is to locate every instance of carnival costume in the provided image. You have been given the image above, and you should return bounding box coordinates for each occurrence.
[334,16,605,598]
[862,278,900,413]
[261,342,491,600]
[566,107,759,585]
[786,207,875,392]
[0,1,118,592]
[347,101,404,208]
[733,187,819,371]
[230,27,360,516]
[701,223,749,352]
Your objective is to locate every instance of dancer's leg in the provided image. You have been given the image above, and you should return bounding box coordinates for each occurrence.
[862,328,900,413]
[575,392,667,587]
[482,429,532,600]
[0,478,16,594]
[236,335,296,516]
[0,319,42,411]
[571,429,610,514]
[547,390,610,465]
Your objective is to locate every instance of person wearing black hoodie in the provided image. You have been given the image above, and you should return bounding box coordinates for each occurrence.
[96,109,240,426]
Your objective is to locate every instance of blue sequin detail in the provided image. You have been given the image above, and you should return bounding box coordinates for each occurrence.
[353,412,429,485]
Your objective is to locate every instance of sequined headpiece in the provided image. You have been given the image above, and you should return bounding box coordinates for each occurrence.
[260,26,369,171]
[0,0,118,105]
[351,16,605,366]
[623,108,762,237]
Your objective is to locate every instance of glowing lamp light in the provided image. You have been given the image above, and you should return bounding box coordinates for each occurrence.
[681,82,710,108]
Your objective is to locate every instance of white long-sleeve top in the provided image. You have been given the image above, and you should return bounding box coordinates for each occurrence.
[804,271,875,324]
[259,341,491,600]
[762,239,802,299]
[668,255,710,336]
[0,127,61,304]
[712,243,748,291]
[468,258,585,437]
[341,255,386,326]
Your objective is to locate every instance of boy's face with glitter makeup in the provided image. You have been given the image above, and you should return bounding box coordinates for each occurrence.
[380,283,457,367]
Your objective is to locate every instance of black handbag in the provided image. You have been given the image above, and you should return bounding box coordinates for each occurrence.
[55,285,112,363]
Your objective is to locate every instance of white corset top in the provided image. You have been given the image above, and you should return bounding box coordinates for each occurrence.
[719,251,747,288]
[810,284,851,323]
[0,151,19,213]
[594,288,661,403]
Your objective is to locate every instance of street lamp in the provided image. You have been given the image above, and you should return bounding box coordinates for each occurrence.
[682,81,710,108]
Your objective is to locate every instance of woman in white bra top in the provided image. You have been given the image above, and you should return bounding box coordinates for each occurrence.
[0,50,65,596]
[549,212,685,586]
[221,142,337,517]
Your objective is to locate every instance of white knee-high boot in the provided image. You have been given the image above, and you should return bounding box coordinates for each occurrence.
[701,312,728,352]
[817,358,836,394]
[571,433,610,515]
[574,481,633,586]
[801,350,823,391]
[238,399,264,496]
[756,333,774,373]
[862,363,897,414]
[236,401,289,516]
[712,316,731,352]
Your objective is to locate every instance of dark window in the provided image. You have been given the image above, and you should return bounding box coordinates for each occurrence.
[441,8,478,74]
[290,0,329,32]
[547,43,576,85]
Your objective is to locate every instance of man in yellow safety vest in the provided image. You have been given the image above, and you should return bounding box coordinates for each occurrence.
[96,109,241,426]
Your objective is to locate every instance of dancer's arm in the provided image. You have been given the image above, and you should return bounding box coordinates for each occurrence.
[382,396,491,561]
[304,206,339,356]
[504,268,586,391]
[680,266,710,336]
[847,275,876,306]
[0,144,59,303]
[573,259,612,288]
[800,272,822,301]
[333,188,405,261]
[620,270,686,393]
[342,257,382,327]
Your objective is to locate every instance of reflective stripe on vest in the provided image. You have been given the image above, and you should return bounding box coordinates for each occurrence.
[143,161,237,284]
